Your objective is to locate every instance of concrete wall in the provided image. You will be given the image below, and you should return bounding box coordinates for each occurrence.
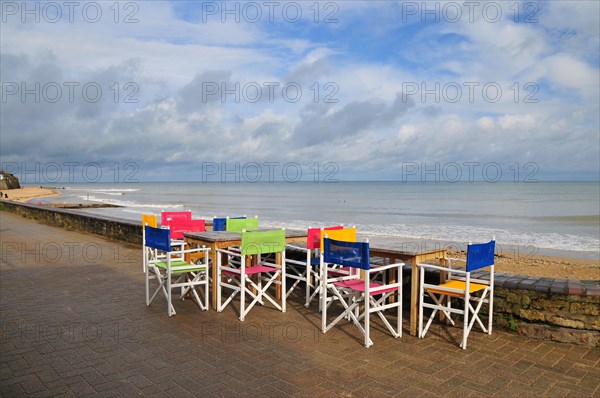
[2,199,599,346]
[1,200,140,245]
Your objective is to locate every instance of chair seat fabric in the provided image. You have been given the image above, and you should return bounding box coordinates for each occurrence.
[244,265,278,275]
[426,279,487,297]
[155,260,207,274]
[223,265,277,276]
[333,279,399,295]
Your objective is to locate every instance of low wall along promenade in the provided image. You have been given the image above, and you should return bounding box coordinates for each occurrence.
[1,200,598,346]
[1,200,140,245]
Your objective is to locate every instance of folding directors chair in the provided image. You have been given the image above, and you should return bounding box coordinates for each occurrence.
[418,239,495,349]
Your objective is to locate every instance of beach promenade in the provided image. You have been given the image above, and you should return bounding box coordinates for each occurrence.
[1,212,598,397]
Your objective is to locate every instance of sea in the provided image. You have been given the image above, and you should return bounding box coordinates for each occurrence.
[29,181,600,260]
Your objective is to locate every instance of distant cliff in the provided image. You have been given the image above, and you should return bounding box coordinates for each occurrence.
[0,171,21,190]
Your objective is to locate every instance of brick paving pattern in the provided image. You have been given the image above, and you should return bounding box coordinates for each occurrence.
[1,212,599,397]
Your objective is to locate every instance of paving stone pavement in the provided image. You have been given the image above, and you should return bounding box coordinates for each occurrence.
[1,211,599,397]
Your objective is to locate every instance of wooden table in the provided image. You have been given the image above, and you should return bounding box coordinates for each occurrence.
[184,229,307,309]
[369,246,447,336]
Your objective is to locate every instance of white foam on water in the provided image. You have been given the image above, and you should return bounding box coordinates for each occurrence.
[67,187,139,196]
[260,219,599,253]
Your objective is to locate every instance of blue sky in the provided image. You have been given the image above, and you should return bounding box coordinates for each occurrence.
[1,1,599,182]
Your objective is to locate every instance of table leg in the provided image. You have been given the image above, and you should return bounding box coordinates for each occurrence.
[211,246,218,309]
[184,245,190,263]
[438,256,448,322]
[386,256,397,304]
[410,256,418,336]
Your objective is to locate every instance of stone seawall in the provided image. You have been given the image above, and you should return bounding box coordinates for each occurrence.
[2,199,599,346]
[494,284,599,346]
[0,200,140,245]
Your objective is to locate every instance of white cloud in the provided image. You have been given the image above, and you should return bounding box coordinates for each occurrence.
[542,53,599,91]
[498,114,538,130]
[0,0,598,180]
[476,117,495,131]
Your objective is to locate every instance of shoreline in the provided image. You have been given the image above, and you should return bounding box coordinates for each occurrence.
[2,187,598,281]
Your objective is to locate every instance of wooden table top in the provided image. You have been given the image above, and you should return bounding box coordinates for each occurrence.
[184,228,307,242]
[369,245,447,257]
[184,230,446,258]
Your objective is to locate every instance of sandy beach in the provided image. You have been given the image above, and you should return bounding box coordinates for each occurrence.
[447,249,598,281]
[1,186,61,202]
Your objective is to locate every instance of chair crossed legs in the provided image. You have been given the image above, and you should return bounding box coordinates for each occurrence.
[145,226,210,316]
[217,229,286,321]
[418,239,495,349]
[320,237,404,348]
[285,225,343,306]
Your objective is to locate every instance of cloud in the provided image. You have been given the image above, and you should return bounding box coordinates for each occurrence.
[0,1,598,181]
[542,53,599,92]
[177,70,233,114]
[291,93,415,146]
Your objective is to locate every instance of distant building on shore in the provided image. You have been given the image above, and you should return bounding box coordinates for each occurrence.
[0,171,21,190]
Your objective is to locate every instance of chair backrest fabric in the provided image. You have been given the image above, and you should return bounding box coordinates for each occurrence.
[307,225,343,249]
[142,213,157,229]
[323,238,370,270]
[241,229,285,256]
[212,217,227,231]
[213,216,246,231]
[226,217,258,233]
[145,226,171,252]
[320,227,357,250]
[161,211,192,227]
[466,240,496,272]
[169,219,206,240]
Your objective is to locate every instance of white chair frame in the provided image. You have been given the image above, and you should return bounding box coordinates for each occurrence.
[145,242,210,316]
[216,246,286,321]
[418,258,494,349]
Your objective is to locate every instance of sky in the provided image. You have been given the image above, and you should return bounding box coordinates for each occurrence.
[1,0,599,182]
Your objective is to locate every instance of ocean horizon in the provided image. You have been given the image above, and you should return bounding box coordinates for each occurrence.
[25,181,600,260]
